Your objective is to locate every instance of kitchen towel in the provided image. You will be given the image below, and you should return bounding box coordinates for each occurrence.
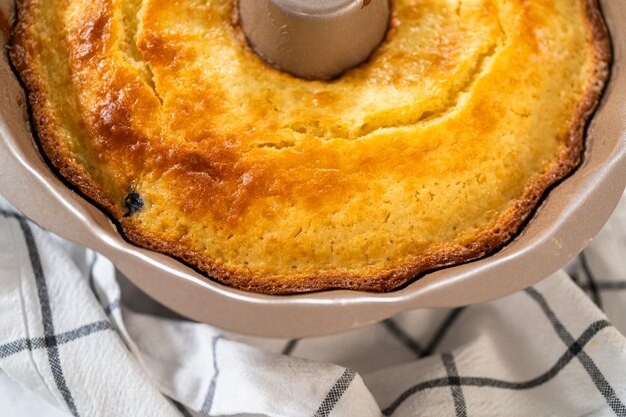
[1,190,626,417]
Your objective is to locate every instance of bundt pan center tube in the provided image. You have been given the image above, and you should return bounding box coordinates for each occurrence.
[238,0,391,80]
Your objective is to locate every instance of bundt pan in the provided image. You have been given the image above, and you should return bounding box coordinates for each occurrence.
[0,0,625,338]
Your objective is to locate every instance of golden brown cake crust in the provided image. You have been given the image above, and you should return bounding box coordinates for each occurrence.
[11,0,611,294]
[0,9,10,40]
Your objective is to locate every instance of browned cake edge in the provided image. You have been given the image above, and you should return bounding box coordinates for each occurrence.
[10,0,612,294]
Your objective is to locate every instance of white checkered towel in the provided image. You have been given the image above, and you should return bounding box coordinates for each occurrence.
[1,189,626,417]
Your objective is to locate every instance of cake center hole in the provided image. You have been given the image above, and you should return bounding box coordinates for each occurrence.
[238,0,390,80]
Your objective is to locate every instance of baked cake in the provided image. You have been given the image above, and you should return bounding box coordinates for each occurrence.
[11,0,610,293]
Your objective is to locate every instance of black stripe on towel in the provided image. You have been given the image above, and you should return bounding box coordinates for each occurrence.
[314,369,357,417]
[382,320,611,415]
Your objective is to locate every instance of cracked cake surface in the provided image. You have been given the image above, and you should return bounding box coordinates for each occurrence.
[11,0,610,293]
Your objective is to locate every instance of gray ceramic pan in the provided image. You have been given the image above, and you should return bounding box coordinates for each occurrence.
[0,0,625,338]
